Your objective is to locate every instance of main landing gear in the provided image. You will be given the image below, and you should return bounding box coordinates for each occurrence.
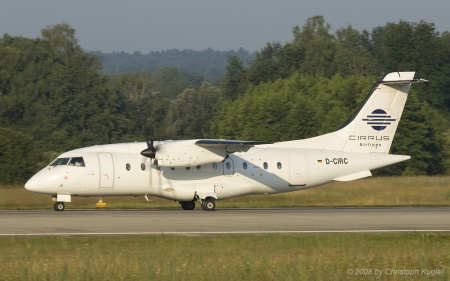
[180,200,196,210]
[53,202,65,211]
[179,198,216,211]
[201,198,216,211]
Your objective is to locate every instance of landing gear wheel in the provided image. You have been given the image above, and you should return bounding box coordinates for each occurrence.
[53,202,65,212]
[180,201,195,210]
[201,198,215,211]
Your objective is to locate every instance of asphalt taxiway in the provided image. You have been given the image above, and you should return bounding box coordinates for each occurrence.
[0,208,449,236]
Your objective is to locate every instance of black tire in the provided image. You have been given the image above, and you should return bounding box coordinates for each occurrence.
[202,198,215,211]
[180,201,195,210]
[53,202,65,212]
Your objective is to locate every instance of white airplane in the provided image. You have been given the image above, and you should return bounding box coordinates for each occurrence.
[25,72,427,211]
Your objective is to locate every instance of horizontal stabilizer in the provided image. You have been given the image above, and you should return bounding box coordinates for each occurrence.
[381,78,428,85]
[333,170,372,181]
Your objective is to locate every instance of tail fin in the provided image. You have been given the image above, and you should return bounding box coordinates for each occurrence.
[336,71,427,153]
[276,72,427,153]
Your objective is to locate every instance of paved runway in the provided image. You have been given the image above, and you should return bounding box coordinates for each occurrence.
[0,208,449,236]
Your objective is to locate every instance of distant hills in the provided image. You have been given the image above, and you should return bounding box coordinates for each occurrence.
[92,48,255,80]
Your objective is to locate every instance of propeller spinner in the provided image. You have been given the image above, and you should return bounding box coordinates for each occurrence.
[141,139,156,158]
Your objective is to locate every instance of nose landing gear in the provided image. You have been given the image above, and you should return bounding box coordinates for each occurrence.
[52,194,71,211]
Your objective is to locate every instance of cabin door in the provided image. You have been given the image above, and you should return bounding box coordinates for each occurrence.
[98,153,114,189]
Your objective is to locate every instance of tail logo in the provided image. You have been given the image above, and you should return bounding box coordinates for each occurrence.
[362,109,396,131]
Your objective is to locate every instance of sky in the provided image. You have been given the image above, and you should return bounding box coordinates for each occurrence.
[1,0,449,53]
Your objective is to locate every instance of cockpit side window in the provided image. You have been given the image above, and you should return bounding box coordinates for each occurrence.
[49,157,70,167]
[68,157,85,167]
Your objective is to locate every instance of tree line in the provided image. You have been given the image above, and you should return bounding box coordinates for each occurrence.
[216,16,450,176]
[0,16,449,184]
[94,47,254,81]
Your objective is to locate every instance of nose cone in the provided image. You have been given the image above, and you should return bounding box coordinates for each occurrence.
[24,175,39,192]
[25,172,45,193]
[24,167,57,194]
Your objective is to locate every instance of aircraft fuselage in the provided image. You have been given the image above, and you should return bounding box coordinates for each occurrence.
[25,142,408,202]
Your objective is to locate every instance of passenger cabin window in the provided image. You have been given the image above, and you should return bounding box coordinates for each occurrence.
[141,163,146,171]
[277,162,282,169]
[69,157,85,167]
[243,162,248,170]
[126,163,131,171]
[212,163,218,170]
[263,162,268,170]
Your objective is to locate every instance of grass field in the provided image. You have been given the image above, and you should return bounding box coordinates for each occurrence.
[1,176,449,210]
[0,234,448,280]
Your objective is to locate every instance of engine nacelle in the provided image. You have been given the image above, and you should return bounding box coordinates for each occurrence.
[155,140,227,167]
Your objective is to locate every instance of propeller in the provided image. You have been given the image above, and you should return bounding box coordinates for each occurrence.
[141,138,156,158]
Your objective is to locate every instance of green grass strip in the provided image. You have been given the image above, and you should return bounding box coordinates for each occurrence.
[0,233,448,280]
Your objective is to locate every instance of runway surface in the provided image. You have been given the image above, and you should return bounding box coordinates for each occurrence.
[1,208,449,236]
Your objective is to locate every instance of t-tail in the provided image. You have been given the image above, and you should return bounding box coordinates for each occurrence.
[276,71,428,153]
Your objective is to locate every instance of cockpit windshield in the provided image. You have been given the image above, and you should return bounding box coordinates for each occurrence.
[49,157,85,167]
[69,157,85,167]
[49,158,70,166]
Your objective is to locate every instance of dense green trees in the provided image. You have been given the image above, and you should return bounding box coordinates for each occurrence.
[0,24,133,151]
[107,70,221,141]
[0,128,39,184]
[0,17,449,184]
[165,82,223,139]
[228,16,450,117]
[217,16,450,175]
[109,72,170,140]
[213,74,374,141]
[0,24,139,184]
[221,56,248,100]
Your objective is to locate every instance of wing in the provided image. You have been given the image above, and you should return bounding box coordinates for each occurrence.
[195,139,270,153]
[143,139,270,167]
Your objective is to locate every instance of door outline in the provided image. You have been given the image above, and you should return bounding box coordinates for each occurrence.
[288,154,307,187]
[98,153,114,189]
